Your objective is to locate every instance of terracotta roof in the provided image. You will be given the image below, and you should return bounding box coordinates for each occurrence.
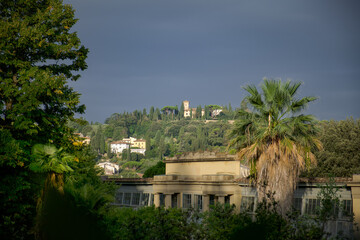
[111,141,130,145]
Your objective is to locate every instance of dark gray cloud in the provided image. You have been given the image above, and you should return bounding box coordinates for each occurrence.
[66,0,360,123]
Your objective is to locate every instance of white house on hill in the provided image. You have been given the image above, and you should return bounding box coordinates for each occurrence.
[110,141,130,154]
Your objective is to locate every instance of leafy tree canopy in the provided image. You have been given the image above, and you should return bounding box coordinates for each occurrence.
[0,0,88,144]
[306,118,360,177]
[229,79,320,212]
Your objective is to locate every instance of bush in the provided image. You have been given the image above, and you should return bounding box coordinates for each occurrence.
[143,161,165,178]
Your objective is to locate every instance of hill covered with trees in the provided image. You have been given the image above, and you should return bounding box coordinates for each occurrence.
[70,106,360,179]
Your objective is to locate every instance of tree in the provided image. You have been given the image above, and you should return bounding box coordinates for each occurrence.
[229,79,321,213]
[143,161,165,178]
[0,1,88,238]
[153,108,161,121]
[149,106,155,120]
[307,118,360,177]
[196,105,202,119]
[29,144,74,238]
[180,102,185,119]
[204,105,211,119]
[0,0,88,144]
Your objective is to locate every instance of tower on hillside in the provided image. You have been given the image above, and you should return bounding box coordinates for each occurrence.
[183,100,191,118]
[183,100,189,111]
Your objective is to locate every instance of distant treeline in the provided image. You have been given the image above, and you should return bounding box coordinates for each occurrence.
[70,111,360,178]
[69,103,238,160]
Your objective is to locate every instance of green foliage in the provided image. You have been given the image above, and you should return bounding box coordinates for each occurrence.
[102,190,352,240]
[204,203,242,240]
[228,79,320,211]
[104,206,203,240]
[30,144,74,174]
[231,193,291,240]
[307,118,360,177]
[122,161,142,170]
[143,161,165,178]
[35,187,111,240]
[0,129,24,168]
[0,1,103,238]
[0,0,88,145]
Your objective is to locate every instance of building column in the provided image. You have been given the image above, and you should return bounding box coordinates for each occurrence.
[230,193,242,213]
[348,174,360,240]
[154,193,160,208]
[203,195,210,211]
[217,195,225,204]
[165,194,172,209]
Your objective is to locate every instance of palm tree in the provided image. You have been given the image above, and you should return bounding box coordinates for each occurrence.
[30,144,74,194]
[229,79,322,213]
[29,144,74,239]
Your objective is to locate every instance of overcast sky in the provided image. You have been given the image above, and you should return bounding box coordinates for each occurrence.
[65,0,360,123]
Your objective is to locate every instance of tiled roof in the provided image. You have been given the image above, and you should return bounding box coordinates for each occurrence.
[111,141,130,144]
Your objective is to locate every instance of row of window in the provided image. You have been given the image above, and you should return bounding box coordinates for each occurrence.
[115,192,352,219]
[295,198,353,218]
[116,192,231,210]
[241,196,353,219]
[115,192,154,206]
[158,193,204,210]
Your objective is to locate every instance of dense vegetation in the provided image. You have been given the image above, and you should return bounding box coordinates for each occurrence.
[228,79,321,212]
[0,1,109,239]
[70,108,360,179]
[1,0,359,239]
[306,118,360,177]
[103,186,352,240]
[69,107,236,178]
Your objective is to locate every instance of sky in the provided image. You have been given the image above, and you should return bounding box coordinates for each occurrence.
[65,0,360,123]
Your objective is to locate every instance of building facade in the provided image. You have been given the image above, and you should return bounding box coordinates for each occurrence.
[110,141,130,154]
[106,152,360,238]
[133,139,146,149]
[183,100,205,118]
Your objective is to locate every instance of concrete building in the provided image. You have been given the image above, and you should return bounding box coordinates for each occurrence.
[106,152,360,238]
[110,141,130,154]
[97,161,119,175]
[183,100,205,118]
[130,148,146,155]
[133,139,146,149]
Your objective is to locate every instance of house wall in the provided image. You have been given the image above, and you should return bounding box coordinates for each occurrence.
[165,152,248,178]
[166,161,242,177]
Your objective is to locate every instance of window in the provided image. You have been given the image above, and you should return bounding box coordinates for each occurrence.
[305,199,320,215]
[240,196,255,212]
[183,194,192,209]
[159,193,165,207]
[132,193,140,206]
[225,195,230,205]
[209,195,216,206]
[124,193,132,205]
[115,192,123,204]
[342,200,353,217]
[171,194,178,208]
[195,195,203,210]
[293,198,302,213]
[150,194,154,206]
[141,193,149,206]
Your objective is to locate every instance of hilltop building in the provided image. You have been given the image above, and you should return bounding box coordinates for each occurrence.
[110,141,130,154]
[183,100,222,118]
[110,137,147,155]
[96,161,119,175]
[183,100,205,118]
